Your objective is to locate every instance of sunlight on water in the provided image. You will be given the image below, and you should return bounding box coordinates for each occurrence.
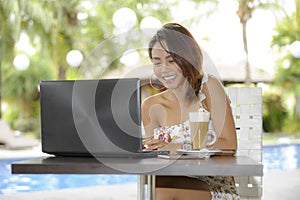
[263,144,300,172]
[0,158,137,195]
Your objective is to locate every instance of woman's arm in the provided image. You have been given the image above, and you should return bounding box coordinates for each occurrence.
[202,77,237,151]
[141,96,168,150]
[141,96,160,138]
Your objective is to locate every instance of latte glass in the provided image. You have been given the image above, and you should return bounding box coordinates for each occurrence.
[189,111,216,149]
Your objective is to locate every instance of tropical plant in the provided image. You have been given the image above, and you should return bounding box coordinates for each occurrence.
[0,0,56,119]
[263,93,288,132]
[0,0,174,135]
[271,0,300,132]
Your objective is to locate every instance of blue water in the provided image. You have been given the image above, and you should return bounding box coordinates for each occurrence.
[1,144,300,194]
[0,158,137,194]
[263,143,300,172]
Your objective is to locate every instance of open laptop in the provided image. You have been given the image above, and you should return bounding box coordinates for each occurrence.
[39,78,169,158]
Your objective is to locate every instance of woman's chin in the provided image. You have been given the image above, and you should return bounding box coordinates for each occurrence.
[162,80,177,88]
[163,82,183,90]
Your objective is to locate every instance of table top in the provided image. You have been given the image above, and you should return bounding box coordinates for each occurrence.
[11,155,263,176]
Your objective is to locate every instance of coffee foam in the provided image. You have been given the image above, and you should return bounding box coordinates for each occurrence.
[189,111,210,122]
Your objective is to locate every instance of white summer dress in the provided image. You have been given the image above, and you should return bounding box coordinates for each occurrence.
[153,75,240,200]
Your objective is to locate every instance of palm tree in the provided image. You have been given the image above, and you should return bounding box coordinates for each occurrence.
[0,0,56,118]
[236,0,280,85]
[0,0,174,131]
[0,0,21,118]
[43,0,81,80]
[190,0,280,85]
[236,0,254,85]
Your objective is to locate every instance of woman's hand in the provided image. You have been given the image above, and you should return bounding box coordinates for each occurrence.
[142,136,168,150]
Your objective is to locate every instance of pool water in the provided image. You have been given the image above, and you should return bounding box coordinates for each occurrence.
[1,144,299,195]
[263,143,300,172]
[0,158,137,195]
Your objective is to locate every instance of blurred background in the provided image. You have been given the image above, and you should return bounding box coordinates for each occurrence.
[0,0,299,138]
[0,0,299,198]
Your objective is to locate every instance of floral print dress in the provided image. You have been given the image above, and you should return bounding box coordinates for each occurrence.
[153,74,240,200]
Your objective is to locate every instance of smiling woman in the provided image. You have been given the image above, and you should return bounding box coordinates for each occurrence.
[142,23,239,200]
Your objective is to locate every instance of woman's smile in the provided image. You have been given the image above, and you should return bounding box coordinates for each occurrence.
[162,74,177,82]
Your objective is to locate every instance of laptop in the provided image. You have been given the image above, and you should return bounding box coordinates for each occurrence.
[39,78,169,158]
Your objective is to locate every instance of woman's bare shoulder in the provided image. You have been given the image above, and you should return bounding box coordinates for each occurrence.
[203,76,225,95]
[206,75,223,87]
[142,91,169,108]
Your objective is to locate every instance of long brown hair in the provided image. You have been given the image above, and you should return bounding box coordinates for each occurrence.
[148,23,204,102]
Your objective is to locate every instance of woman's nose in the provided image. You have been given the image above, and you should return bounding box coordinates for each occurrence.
[160,62,171,72]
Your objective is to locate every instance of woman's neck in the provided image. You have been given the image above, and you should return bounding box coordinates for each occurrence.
[169,81,193,105]
[166,89,198,109]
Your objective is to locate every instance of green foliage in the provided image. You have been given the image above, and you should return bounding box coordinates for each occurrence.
[0,0,174,137]
[273,55,300,93]
[271,1,300,131]
[263,93,288,133]
[13,117,40,137]
[282,115,300,134]
[272,12,300,47]
[2,105,19,128]
[3,58,53,104]
[2,56,53,136]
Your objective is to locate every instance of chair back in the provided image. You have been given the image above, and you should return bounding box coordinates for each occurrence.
[227,87,263,200]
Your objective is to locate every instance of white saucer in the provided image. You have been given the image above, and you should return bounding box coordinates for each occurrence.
[176,149,222,158]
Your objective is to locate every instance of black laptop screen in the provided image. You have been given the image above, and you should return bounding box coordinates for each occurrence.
[40,78,142,156]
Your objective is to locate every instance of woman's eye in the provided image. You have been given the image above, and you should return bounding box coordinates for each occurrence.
[169,60,175,63]
[153,63,162,67]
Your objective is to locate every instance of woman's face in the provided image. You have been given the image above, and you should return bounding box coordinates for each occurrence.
[151,42,185,90]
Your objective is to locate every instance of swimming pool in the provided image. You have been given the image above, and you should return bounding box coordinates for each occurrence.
[0,158,137,194]
[263,143,300,172]
[1,143,299,194]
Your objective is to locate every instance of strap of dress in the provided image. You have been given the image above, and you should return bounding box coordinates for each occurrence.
[198,74,209,109]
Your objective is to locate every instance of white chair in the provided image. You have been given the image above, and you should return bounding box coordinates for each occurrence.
[227,87,263,200]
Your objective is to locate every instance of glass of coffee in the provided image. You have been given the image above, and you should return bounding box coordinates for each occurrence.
[189,111,216,150]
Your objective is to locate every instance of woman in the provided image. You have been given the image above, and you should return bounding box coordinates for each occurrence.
[142,23,240,199]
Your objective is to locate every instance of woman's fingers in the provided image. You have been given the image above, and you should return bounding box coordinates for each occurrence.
[142,136,156,149]
[148,141,166,150]
[142,137,167,150]
[142,136,154,144]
